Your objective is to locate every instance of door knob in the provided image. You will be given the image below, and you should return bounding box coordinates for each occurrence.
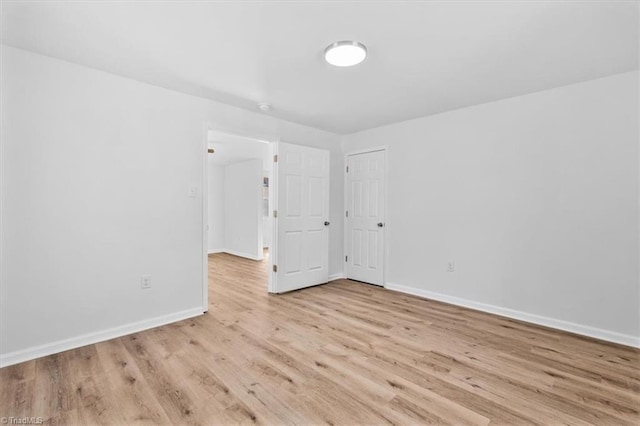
[324,221,330,226]
[377,222,384,228]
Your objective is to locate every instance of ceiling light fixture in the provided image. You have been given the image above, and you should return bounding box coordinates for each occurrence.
[324,41,367,67]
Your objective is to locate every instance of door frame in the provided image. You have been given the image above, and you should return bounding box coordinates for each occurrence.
[201,122,211,313]
[343,146,389,286]
[268,140,279,293]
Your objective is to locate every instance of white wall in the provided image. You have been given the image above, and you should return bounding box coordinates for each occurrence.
[0,45,210,363]
[207,163,225,253]
[0,46,342,365]
[343,71,639,346]
[224,159,264,260]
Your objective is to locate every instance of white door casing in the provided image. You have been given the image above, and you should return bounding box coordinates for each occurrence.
[345,149,386,286]
[271,142,330,293]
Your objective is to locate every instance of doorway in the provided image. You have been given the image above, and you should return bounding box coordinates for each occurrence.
[202,129,333,299]
[204,128,275,298]
[344,148,387,286]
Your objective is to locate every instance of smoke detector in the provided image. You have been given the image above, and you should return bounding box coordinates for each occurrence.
[257,102,272,112]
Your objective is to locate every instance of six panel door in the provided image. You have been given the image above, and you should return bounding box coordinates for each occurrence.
[345,150,385,286]
[274,142,330,293]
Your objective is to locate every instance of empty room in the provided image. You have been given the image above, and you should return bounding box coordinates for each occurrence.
[1,1,638,425]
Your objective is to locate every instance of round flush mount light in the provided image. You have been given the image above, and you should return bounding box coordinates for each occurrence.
[324,41,367,67]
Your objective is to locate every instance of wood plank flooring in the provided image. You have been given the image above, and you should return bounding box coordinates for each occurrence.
[1,252,639,425]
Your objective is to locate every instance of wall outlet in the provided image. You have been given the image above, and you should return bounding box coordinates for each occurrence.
[447,261,455,272]
[140,275,151,289]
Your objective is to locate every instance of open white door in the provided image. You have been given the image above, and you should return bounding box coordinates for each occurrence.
[271,142,330,293]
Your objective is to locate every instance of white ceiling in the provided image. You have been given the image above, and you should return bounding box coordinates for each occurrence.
[207,130,267,167]
[2,1,638,134]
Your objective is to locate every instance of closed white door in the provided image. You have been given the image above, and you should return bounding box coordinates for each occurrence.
[272,142,330,293]
[345,149,385,286]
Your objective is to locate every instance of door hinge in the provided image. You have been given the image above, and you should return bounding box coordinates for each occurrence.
[273,210,278,218]
[273,154,278,163]
[345,210,349,218]
[273,265,278,273]
[346,165,349,173]
[345,256,348,262]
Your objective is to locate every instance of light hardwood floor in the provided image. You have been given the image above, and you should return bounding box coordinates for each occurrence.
[1,252,639,425]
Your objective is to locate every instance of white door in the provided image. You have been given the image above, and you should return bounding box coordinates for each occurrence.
[345,149,386,286]
[271,142,330,293]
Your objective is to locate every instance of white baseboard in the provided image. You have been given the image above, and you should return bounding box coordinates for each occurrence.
[0,307,204,368]
[207,248,224,254]
[385,282,640,348]
[222,248,263,261]
[329,272,346,281]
